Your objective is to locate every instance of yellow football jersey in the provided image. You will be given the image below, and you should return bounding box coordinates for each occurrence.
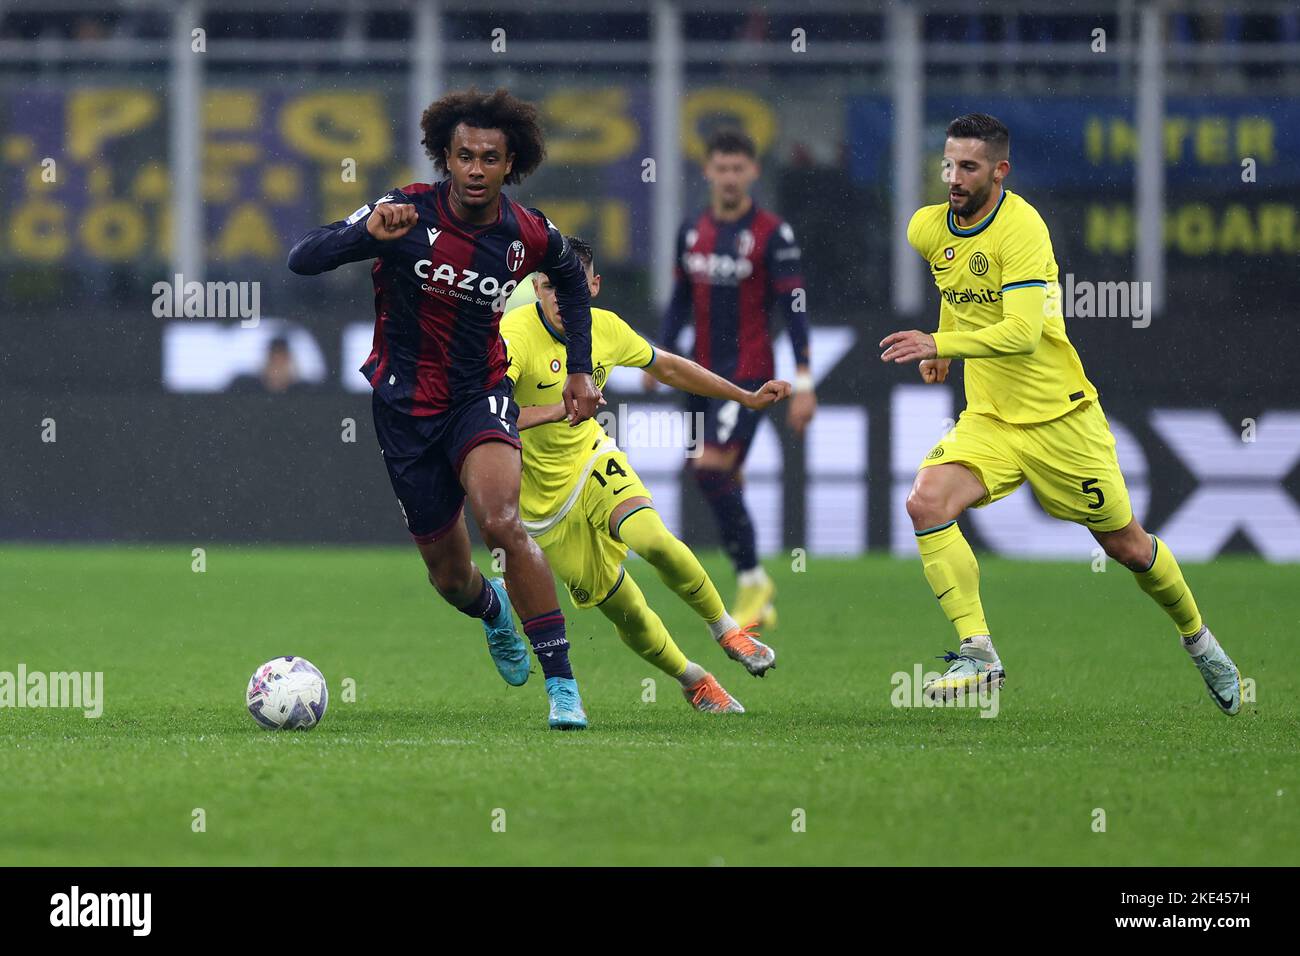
[500,302,655,521]
[908,189,1096,424]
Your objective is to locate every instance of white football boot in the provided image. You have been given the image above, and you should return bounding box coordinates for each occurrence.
[923,635,1005,702]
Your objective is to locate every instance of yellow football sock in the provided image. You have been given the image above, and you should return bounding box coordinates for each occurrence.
[1134,535,1203,637]
[915,520,989,641]
[616,506,727,625]
[597,569,689,678]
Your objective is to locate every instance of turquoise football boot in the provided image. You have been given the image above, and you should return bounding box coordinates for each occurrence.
[482,577,530,687]
[1189,627,1241,716]
[545,676,588,730]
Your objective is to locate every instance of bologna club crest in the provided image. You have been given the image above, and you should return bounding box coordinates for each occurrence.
[507,240,526,273]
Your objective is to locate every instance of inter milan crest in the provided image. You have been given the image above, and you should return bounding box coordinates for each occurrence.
[593,365,607,388]
[506,240,526,273]
[970,251,989,275]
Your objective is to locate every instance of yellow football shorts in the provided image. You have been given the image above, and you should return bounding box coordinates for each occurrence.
[533,448,653,609]
[918,400,1133,532]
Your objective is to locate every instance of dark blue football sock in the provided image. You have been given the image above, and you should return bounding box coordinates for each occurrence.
[522,610,573,680]
[457,573,501,621]
[694,468,759,573]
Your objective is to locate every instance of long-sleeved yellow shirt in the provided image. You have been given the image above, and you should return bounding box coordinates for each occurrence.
[908,189,1097,424]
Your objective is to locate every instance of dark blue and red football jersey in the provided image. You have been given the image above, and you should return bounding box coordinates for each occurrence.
[288,181,592,415]
[660,203,809,382]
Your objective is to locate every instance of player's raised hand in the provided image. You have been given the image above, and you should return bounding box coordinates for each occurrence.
[366,203,419,240]
[880,330,938,365]
[745,379,792,410]
[563,372,602,425]
[919,358,951,384]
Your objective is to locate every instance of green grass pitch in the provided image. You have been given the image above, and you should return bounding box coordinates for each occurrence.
[1,545,1295,866]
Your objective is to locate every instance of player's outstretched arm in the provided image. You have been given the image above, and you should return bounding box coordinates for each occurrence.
[286,197,417,276]
[517,404,567,430]
[908,223,1051,361]
[647,350,791,410]
[518,394,608,431]
[930,283,1046,359]
[881,285,1044,364]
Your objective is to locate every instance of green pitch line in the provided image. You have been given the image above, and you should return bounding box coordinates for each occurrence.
[0,544,1295,866]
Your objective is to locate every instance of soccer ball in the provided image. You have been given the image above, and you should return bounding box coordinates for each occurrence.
[246,656,328,730]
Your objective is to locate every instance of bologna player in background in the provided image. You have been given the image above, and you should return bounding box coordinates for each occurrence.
[288,89,601,730]
[881,112,1242,715]
[650,128,815,630]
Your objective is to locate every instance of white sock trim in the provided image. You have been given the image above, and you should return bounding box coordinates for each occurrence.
[678,661,707,687]
[1182,626,1211,657]
[959,634,998,661]
[709,612,739,641]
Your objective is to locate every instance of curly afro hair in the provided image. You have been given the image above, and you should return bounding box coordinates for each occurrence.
[419,88,547,185]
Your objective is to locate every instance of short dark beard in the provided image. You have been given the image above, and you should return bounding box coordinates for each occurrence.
[952,180,992,221]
